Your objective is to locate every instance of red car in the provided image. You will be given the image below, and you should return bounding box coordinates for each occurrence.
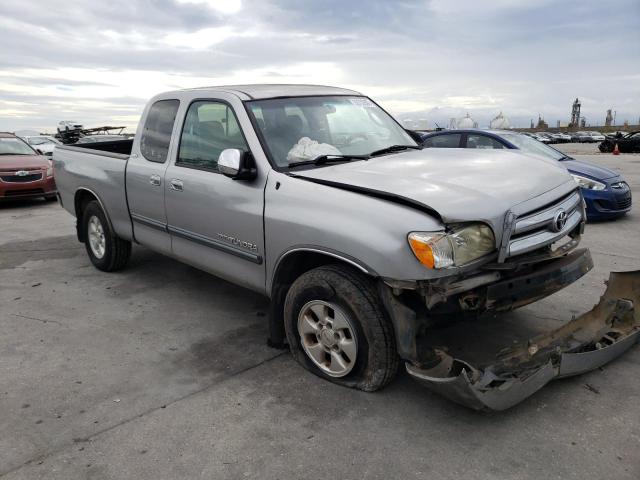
[0,132,57,201]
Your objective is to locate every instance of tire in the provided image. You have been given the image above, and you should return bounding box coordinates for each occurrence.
[45,195,57,201]
[284,264,398,391]
[81,200,131,272]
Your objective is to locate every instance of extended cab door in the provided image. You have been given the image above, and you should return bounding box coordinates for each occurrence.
[126,99,180,254]
[164,98,266,292]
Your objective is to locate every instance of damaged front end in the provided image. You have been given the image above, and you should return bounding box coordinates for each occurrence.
[384,270,640,411]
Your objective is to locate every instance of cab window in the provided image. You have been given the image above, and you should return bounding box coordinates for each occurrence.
[466,134,506,149]
[140,100,180,163]
[423,134,461,148]
[177,101,248,171]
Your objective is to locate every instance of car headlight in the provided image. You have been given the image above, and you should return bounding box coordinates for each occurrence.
[408,223,496,269]
[46,160,53,178]
[572,174,605,191]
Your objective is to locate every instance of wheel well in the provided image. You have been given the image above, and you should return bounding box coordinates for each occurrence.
[74,190,98,242]
[267,250,372,348]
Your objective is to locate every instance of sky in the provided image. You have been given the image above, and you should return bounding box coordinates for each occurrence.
[1,0,639,132]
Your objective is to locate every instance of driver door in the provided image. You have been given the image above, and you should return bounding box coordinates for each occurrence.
[164,99,266,292]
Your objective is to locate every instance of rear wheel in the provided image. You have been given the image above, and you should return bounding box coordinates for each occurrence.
[82,200,131,272]
[284,264,398,391]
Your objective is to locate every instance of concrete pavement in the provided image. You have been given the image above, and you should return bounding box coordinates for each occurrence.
[1,146,639,479]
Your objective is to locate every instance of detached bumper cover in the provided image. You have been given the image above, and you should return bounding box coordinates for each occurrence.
[407,270,640,411]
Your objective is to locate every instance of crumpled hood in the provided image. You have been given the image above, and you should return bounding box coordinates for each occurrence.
[293,148,575,225]
[0,154,48,170]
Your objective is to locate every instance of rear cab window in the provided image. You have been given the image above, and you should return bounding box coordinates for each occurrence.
[140,100,180,163]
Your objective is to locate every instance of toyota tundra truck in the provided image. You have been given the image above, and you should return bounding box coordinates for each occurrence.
[53,85,639,410]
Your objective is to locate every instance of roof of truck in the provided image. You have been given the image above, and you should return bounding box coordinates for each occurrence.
[181,84,362,100]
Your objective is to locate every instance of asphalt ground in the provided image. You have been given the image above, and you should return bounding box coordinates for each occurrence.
[1,143,639,479]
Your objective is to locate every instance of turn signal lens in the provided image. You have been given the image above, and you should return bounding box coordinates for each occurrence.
[408,232,453,269]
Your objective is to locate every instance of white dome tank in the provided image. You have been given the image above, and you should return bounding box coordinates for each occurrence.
[490,112,510,129]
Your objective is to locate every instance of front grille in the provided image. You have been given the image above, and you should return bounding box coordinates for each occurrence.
[0,172,43,183]
[617,196,632,209]
[503,190,583,259]
[4,188,44,197]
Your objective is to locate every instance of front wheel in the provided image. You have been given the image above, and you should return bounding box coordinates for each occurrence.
[284,264,399,391]
[82,200,131,272]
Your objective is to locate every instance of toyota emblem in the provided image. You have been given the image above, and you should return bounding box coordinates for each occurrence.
[552,209,568,232]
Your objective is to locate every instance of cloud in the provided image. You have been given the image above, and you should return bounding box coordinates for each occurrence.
[1,0,638,131]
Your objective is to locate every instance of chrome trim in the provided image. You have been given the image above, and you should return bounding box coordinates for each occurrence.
[502,190,584,260]
[131,212,167,232]
[513,191,581,235]
[509,210,582,257]
[167,225,263,264]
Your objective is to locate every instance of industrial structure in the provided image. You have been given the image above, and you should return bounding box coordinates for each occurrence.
[569,98,581,127]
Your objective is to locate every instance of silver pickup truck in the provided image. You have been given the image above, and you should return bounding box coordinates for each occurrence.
[54,85,639,410]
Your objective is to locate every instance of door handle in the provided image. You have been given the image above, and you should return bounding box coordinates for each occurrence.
[169,179,183,191]
[149,174,161,186]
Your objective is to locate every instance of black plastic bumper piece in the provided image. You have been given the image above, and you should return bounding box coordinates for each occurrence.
[485,248,593,311]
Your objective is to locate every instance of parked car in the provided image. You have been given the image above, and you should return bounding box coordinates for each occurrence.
[533,132,553,143]
[57,121,83,133]
[573,131,597,143]
[599,131,640,153]
[551,132,571,143]
[21,135,61,156]
[53,85,639,411]
[0,132,57,201]
[588,131,606,142]
[76,135,128,144]
[421,129,632,220]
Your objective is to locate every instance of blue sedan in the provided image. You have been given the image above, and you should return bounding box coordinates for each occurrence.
[420,129,632,221]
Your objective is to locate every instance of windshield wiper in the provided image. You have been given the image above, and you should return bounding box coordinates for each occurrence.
[369,144,423,157]
[288,154,370,169]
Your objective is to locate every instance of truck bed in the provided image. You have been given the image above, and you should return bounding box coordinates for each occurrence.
[73,138,133,156]
[53,143,133,241]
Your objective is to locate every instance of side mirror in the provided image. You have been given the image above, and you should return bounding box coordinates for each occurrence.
[218,149,257,180]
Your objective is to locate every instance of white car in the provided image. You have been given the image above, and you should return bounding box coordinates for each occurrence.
[551,132,571,143]
[22,135,61,156]
[57,121,83,133]
[589,131,605,142]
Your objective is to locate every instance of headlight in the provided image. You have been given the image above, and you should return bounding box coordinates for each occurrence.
[572,174,605,191]
[46,160,53,178]
[408,223,495,269]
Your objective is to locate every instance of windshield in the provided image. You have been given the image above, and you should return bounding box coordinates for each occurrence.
[0,137,37,155]
[28,137,59,145]
[500,133,565,161]
[247,96,416,168]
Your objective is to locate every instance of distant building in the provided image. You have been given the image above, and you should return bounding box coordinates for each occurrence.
[570,98,581,127]
[536,115,548,130]
[489,112,510,129]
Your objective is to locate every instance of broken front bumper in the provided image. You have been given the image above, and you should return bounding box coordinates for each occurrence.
[406,271,640,411]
